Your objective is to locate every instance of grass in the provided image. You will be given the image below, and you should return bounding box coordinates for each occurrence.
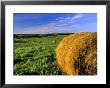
[14,34,68,75]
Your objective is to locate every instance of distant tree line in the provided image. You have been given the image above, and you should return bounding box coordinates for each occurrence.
[14,33,74,38]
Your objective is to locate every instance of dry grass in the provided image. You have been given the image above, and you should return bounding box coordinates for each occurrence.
[55,32,97,75]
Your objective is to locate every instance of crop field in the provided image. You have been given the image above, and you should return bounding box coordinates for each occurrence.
[14,33,69,75]
[14,32,97,75]
[13,13,97,76]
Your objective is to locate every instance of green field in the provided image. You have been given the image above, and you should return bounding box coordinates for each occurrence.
[14,33,70,75]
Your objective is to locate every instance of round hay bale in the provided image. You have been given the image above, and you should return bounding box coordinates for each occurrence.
[55,32,97,75]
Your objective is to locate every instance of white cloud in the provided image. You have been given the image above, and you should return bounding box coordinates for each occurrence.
[15,14,85,34]
[72,14,84,19]
[57,14,84,25]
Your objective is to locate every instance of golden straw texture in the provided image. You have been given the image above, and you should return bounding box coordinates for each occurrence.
[55,32,97,75]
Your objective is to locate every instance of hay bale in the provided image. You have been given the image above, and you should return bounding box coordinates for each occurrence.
[52,39,56,43]
[55,32,97,75]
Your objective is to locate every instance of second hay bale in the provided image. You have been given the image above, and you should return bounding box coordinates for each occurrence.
[55,32,97,75]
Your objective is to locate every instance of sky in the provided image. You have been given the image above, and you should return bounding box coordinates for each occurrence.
[14,13,97,34]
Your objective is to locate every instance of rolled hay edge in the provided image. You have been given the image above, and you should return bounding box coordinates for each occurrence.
[55,32,97,75]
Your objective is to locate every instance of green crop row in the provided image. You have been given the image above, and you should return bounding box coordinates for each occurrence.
[14,34,68,75]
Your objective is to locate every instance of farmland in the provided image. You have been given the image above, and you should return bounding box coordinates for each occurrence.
[14,33,70,75]
[14,33,97,75]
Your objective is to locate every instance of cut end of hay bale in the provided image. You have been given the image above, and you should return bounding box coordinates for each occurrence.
[55,32,97,75]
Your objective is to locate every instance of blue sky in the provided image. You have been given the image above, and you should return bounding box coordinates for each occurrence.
[14,13,97,34]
